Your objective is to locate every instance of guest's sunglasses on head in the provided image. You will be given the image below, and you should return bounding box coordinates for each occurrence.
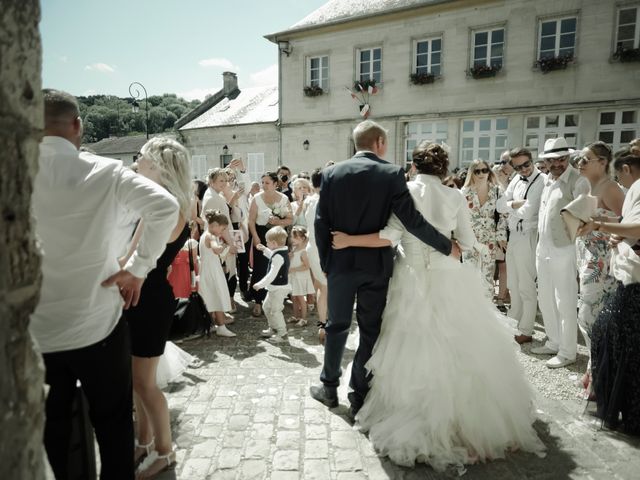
[512,160,532,171]
[473,167,490,175]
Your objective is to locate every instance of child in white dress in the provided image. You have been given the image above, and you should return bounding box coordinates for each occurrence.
[199,209,235,337]
[288,226,315,326]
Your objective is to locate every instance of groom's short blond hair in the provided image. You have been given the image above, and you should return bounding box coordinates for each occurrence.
[353,120,387,151]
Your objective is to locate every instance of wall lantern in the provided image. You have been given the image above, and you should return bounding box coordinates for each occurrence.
[303,139,310,150]
[222,145,229,155]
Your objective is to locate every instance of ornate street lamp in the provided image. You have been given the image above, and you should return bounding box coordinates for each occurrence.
[129,81,149,139]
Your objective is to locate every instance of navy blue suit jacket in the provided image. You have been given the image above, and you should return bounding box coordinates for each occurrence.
[314,152,452,276]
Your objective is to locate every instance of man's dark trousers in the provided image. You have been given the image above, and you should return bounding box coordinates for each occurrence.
[321,269,390,410]
[42,319,134,480]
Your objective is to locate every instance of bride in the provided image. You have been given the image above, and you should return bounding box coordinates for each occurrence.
[332,141,545,472]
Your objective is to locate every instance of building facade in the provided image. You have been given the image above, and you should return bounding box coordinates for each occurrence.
[267,0,640,171]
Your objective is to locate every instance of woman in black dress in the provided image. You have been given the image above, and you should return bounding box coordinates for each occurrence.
[122,137,193,478]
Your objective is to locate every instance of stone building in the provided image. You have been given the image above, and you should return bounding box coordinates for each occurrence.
[176,72,279,181]
[266,0,640,171]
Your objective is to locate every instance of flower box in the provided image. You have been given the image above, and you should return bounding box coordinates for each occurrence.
[409,72,436,85]
[303,85,324,97]
[535,54,574,73]
[353,79,378,94]
[468,64,502,79]
[614,46,640,63]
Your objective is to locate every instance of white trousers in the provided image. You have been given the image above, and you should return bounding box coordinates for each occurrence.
[263,288,288,336]
[506,230,538,336]
[536,243,579,360]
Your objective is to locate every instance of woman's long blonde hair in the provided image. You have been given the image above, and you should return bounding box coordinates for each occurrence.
[140,137,193,219]
[463,159,497,189]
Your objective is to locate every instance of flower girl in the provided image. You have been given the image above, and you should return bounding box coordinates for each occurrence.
[199,209,235,337]
[288,226,315,326]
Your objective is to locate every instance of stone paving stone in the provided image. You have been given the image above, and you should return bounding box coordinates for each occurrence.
[190,439,217,458]
[303,458,331,480]
[216,448,242,470]
[244,438,272,459]
[303,439,329,459]
[178,458,212,480]
[304,424,327,440]
[275,431,301,450]
[269,472,300,480]
[333,449,363,472]
[239,459,268,480]
[272,449,300,471]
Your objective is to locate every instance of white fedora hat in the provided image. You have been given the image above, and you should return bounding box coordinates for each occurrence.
[539,137,574,159]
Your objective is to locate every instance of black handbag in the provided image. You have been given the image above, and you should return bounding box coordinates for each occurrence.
[170,242,212,340]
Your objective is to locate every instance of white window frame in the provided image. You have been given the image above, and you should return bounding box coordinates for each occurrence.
[598,109,639,152]
[356,46,382,83]
[413,37,443,76]
[190,154,208,180]
[460,117,509,165]
[404,121,448,168]
[246,153,265,182]
[471,27,505,68]
[537,15,577,60]
[615,5,640,50]
[307,55,329,90]
[524,113,580,159]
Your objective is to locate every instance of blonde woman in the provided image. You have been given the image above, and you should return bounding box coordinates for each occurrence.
[122,137,193,478]
[461,159,508,298]
[291,177,312,226]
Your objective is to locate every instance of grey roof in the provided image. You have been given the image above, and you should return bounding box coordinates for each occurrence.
[266,0,454,39]
[179,86,278,130]
[85,133,176,155]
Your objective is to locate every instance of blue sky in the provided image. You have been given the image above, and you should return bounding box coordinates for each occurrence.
[40,0,327,100]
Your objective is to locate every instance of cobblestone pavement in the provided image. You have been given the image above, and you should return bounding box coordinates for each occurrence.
[153,299,639,480]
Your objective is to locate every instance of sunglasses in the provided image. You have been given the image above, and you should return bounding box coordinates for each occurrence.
[512,160,532,171]
[473,168,490,175]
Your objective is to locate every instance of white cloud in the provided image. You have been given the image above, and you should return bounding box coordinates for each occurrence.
[198,58,239,71]
[84,63,115,73]
[177,87,220,101]
[249,64,278,87]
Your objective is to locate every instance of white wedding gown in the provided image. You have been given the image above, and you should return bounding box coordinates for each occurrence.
[356,174,546,472]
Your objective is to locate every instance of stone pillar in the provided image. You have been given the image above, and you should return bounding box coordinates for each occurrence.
[0,1,46,479]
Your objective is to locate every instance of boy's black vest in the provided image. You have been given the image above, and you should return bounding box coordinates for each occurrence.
[269,249,290,286]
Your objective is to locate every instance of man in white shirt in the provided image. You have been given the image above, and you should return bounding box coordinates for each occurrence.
[532,138,590,368]
[496,148,545,344]
[31,90,179,479]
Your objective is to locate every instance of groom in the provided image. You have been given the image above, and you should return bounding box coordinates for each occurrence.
[310,120,461,416]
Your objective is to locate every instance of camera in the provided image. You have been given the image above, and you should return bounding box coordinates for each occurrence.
[279,174,289,182]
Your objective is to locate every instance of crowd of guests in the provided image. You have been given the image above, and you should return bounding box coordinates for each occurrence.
[30,88,640,480]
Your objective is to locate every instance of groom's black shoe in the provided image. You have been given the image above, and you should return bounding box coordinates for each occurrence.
[309,385,338,408]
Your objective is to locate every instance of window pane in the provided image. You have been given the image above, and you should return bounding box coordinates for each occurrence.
[479,119,491,131]
[478,149,490,160]
[490,58,503,68]
[561,18,576,34]
[565,133,577,146]
[310,58,319,69]
[417,55,428,67]
[599,131,614,143]
[621,130,637,143]
[541,21,557,36]
[600,112,616,125]
[622,111,637,124]
[474,46,487,60]
[526,135,539,147]
[431,52,441,65]
[558,47,575,57]
[492,29,504,43]
[373,71,381,83]
[436,122,448,134]
[462,137,474,148]
[373,48,381,60]
[544,133,558,141]
[432,39,442,51]
[360,50,370,62]
[475,31,488,46]
[463,120,475,132]
[527,117,540,129]
[496,118,508,130]
[619,25,636,42]
[474,59,486,67]
[619,8,637,25]
[545,115,559,127]
[540,37,556,51]
[431,65,441,76]
[417,41,429,54]
[407,123,418,135]
[491,43,504,58]
[495,136,507,148]
[479,137,490,148]
[416,65,429,74]
[463,149,474,161]
[565,115,578,127]
[559,33,575,48]
[539,50,555,59]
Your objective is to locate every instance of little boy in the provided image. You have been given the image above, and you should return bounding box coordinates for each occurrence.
[253,226,291,343]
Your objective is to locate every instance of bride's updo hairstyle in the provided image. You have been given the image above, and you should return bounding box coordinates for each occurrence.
[412,141,449,178]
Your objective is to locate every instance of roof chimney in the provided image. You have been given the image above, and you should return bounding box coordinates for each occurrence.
[222,71,238,95]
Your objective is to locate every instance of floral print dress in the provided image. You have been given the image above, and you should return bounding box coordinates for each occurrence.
[576,207,617,353]
[461,186,508,298]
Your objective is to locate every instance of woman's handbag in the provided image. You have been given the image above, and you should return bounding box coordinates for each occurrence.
[170,242,212,340]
